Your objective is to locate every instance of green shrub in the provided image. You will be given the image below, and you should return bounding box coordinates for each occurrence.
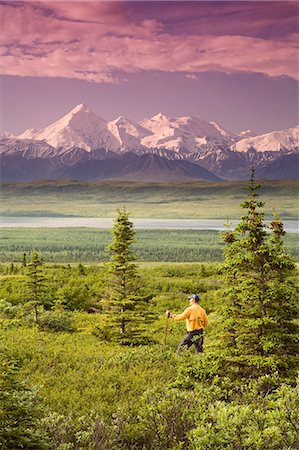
[37,310,75,333]
[188,381,299,450]
[0,299,21,318]
[0,356,48,449]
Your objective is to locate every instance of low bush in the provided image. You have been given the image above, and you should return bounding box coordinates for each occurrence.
[36,309,75,333]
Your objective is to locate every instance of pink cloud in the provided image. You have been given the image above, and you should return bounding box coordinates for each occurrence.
[0,1,297,82]
[128,2,298,39]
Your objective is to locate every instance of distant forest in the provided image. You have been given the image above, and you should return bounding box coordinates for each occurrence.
[1,228,298,263]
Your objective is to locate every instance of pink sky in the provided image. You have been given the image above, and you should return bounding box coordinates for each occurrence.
[0,1,298,134]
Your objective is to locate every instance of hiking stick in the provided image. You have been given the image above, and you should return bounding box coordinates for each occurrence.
[164,315,169,349]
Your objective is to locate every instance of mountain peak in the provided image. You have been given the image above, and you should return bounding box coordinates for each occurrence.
[111,115,128,124]
[48,103,107,137]
[233,124,299,153]
[69,103,90,114]
[18,104,119,152]
[107,115,151,149]
[151,112,169,121]
[65,104,99,121]
[210,121,237,140]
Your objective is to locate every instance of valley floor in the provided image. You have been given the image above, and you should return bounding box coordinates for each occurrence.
[1,179,298,219]
[1,228,298,262]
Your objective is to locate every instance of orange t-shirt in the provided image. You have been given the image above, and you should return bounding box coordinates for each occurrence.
[173,303,208,331]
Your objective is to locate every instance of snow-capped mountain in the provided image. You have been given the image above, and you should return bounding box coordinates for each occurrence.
[238,130,256,139]
[1,104,298,181]
[19,104,120,152]
[15,104,299,156]
[107,116,151,151]
[0,137,61,158]
[0,131,15,139]
[233,125,299,153]
[17,106,237,154]
[139,113,236,153]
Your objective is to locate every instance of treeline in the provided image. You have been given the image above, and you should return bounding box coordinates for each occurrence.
[1,228,298,262]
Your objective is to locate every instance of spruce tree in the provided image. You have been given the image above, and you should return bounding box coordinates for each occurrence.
[26,251,48,322]
[103,208,153,344]
[0,357,48,449]
[221,170,299,379]
[21,253,27,268]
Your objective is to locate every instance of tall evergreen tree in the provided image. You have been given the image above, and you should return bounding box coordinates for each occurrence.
[103,208,153,344]
[26,251,48,322]
[221,169,299,379]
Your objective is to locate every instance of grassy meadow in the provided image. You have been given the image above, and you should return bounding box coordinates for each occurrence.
[1,179,299,219]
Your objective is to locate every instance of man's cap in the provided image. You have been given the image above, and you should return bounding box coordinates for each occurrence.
[188,294,200,302]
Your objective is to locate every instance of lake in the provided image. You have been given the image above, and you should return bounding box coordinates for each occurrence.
[0,217,298,232]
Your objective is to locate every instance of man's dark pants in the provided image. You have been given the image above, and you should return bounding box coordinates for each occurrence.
[177,329,204,355]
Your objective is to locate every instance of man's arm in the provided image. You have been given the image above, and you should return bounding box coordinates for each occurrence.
[172,308,190,321]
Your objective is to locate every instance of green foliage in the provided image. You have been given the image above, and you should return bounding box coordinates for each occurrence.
[1,227,298,263]
[103,209,154,343]
[0,356,48,449]
[134,388,197,450]
[188,381,299,450]
[21,252,27,267]
[0,228,225,263]
[36,309,75,333]
[0,299,21,319]
[55,277,94,311]
[0,256,298,449]
[0,260,218,316]
[221,170,299,379]
[26,251,51,321]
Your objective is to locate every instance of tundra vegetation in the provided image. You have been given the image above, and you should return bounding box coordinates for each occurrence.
[0,177,298,449]
[1,179,298,219]
[1,228,298,263]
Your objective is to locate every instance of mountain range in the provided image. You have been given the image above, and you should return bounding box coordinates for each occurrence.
[1,104,298,182]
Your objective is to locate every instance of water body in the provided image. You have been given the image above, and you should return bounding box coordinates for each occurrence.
[0,217,298,232]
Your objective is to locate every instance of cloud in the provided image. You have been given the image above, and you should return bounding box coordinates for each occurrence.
[0,1,297,82]
[185,74,201,81]
[127,1,299,39]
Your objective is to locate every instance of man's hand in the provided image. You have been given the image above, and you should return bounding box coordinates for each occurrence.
[165,310,172,318]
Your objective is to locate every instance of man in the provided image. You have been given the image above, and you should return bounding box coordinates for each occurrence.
[166,294,208,354]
